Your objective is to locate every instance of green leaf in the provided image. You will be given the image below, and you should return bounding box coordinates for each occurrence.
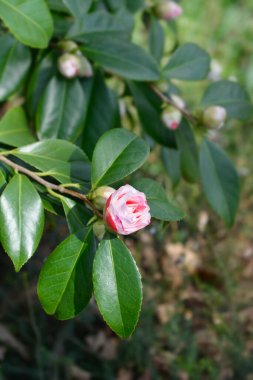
[13,140,91,186]
[0,107,35,147]
[36,76,86,142]
[81,71,120,160]
[38,228,96,319]
[0,174,44,271]
[91,129,149,189]
[61,197,92,234]
[128,81,176,148]
[82,37,160,81]
[200,80,253,120]
[0,0,54,48]
[175,119,199,183]
[125,0,144,12]
[0,169,7,194]
[132,178,184,221]
[67,10,133,42]
[0,34,31,102]
[63,0,92,17]
[148,16,164,63]
[93,236,142,338]
[163,43,210,81]
[161,147,181,187]
[47,0,69,13]
[199,139,240,227]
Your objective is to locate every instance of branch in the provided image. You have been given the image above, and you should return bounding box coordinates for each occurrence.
[0,155,103,219]
[150,84,197,123]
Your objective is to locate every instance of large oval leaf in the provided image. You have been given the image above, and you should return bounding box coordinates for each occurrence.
[0,107,35,147]
[163,43,210,81]
[82,37,160,81]
[91,129,149,189]
[199,139,240,227]
[132,178,184,221]
[13,140,91,186]
[0,34,31,102]
[36,76,86,142]
[38,228,96,320]
[0,0,53,48]
[61,197,92,234]
[93,236,142,338]
[0,174,44,271]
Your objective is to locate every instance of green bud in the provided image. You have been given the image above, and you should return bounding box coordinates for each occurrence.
[90,186,115,210]
[93,221,106,241]
[203,106,227,129]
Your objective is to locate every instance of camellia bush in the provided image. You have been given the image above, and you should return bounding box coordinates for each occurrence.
[0,0,252,338]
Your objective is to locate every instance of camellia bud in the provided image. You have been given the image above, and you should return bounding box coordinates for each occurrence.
[155,1,182,21]
[77,55,93,78]
[162,107,182,130]
[58,53,93,79]
[93,220,106,241]
[90,186,115,211]
[203,106,227,129]
[58,40,79,53]
[170,94,185,110]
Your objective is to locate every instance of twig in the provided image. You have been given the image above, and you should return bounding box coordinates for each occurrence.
[0,155,103,219]
[150,84,197,123]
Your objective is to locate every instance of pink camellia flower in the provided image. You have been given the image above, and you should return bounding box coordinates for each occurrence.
[155,1,182,21]
[104,184,151,235]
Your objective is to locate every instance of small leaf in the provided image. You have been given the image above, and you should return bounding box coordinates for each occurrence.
[0,0,54,48]
[81,37,160,81]
[62,197,92,234]
[132,178,184,221]
[38,228,96,319]
[0,107,35,147]
[148,16,164,62]
[0,174,44,271]
[36,76,86,142]
[199,139,240,227]
[201,80,253,120]
[93,236,142,338]
[161,147,181,187]
[91,129,149,189]
[163,43,210,81]
[13,140,91,186]
[0,34,31,102]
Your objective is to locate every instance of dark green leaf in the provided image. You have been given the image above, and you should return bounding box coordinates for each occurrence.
[36,76,86,142]
[163,43,210,81]
[0,107,35,147]
[46,0,69,13]
[93,236,142,338]
[63,0,92,17]
[91,129,149,189]
[125,0,144,12]
[0,0,54,48]
[82,37,160,81]
[199,139,240,227]
[38,228,96,319]
[132,178,184,221]
[201,80,253,120]
[148,16,164,62]
[0,34,31,102]
[0,174,44,271]
[161,147,181,187]
[62,197,92,234]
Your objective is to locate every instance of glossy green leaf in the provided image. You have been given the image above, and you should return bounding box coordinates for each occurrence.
[0,169,7,194]
[163,43,210,81]
[132,178,184,221]
[36,76,86,142]
[125,0,144,12]
[91,129,149,189]
[47,0,69,13]
[161,147,181,187]
[128,82,176,148]
[62,197,92,234]
[82,37,160,81]
[0,0,53,48]
[93,236,142,338]
[175,120,199,183]
[81,71,120,160]
[0,107,35,147]
[0,34,31,102]
[63,0,92,17]
[200,139,240,227]
[201,80,253,120]
[67,10,133,42]
[13,140,91,186]
[148,16,164,62]
[38,228,96,319]
[0,174,44,271]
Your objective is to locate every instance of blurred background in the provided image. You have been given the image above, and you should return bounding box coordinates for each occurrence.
[0,1,253,379]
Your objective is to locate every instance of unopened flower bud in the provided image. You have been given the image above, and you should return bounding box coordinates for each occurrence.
[155,1,182,21]
[170,94,185,109]
[162,107,182,130]
[90,186,115,210]
[93,220,106,241]
[58,53,93,79]
[78,55,93,78]
[208,60,223,82]
[58,40,79,53]
[203,106,227,129]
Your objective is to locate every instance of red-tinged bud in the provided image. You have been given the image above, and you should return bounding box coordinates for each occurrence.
[162,107,182,130]
[155,1,182,21]
[203,106,227,129]
[93,220,106,241]
[90,186,116,211]
[58,53,93,79]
